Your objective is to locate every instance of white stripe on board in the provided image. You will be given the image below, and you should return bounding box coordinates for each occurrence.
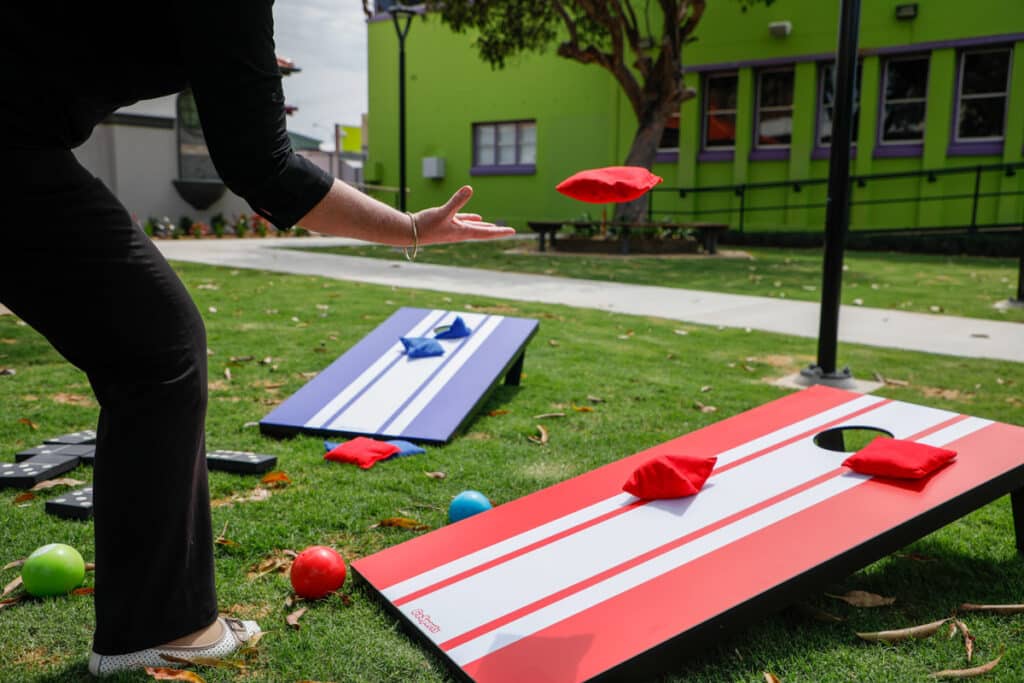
[918,417,993,448]
[446,418,992,666]
[398,401,957,645]
[382,315,505,435]
[325,313,496,434]
[304,309,452,429]
[381,395,894,602]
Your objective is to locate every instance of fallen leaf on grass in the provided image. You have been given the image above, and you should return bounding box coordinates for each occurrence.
[959,603,1024,615]
[0,595,26,610]
[287,607,307,630]
[2,559,26,571]
[85,562,95,572]
[144,667,206,682]
[528,425,549,445]
[929,651,1003,679]
[371,517,430,531]
[223,368,232,382]
[533,412,566,419]
[571,405,594,413]
[72,587,94,596]
[424,471,446,480]
[488,409,510,417]
[895,552,936,562]
[228,355,254,364]
[12,492,34,504]
[826,590,895,607]
[764,674,782,683]
[260,471,291,488]
[954,619,975,662]
[693,401,718,414]
[792,603,845,623]
[3,576,23,597]
[211,487,271,508]
[587,395,604,403]
[548,339,560,347]
[1,368,16,376]
[246,551,295,580]
[51,393,94,407]
[18,418,38,430]
[856,618,948,642]
[30,478,85,491]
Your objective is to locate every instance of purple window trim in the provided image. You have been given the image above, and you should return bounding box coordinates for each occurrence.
[681,33,1024,74]
[873,143,923,159]
[861,33,1024,57]
[947,140,1005,157]
[655,150,679,163]
[811,145,858,161]
[472,120,536,168]
[749,148,790,161]
[876,54,930,155]
[752,67,795,154]
[698,149,734,162]
[470,164,536,177]
[949,47,1012,152]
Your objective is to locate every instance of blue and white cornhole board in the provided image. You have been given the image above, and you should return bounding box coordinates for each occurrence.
[352,386,1024,683]
[260,307,538,444]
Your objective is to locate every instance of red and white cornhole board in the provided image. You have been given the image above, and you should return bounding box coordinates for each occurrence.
[352,386,1024,683]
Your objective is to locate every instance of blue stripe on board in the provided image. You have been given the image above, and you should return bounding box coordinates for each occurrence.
[317,309,453,431]
[375,316,493,437]
[260,307,436,429]
[401,317,539,442]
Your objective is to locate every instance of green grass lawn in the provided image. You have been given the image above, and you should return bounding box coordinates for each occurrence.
[1,263,1022,682]
[296,239,1024,323]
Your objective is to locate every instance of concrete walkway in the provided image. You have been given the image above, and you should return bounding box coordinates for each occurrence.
[154,236,1024,364]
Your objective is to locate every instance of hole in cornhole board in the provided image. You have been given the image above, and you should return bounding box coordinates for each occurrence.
[813,426,894,453]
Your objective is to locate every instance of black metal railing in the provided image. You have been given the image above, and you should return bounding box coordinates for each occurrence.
[649,160,1024,301]
[648,160,1024,235]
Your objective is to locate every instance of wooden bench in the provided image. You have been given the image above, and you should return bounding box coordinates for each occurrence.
[529,220,729,255]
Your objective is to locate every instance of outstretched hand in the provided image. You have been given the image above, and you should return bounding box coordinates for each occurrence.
[413,186,515,245]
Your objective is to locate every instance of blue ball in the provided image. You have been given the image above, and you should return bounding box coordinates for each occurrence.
[448,490,492,523]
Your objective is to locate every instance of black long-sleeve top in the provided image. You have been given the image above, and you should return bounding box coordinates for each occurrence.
[0,1,333,229]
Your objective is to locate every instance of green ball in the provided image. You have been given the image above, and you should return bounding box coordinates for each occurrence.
[21,543,85,597]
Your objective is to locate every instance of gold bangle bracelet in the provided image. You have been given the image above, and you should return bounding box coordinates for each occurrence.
[403,211,419,262]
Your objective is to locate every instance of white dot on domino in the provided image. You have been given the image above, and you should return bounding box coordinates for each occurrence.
[54,498,66,503]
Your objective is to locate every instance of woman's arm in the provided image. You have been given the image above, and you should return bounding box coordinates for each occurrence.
[298,181,514,246]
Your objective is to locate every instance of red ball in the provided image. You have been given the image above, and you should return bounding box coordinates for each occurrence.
[290,545,347,599]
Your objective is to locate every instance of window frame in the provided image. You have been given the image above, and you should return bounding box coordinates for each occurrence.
[751,66,795,161]
[813,59,862,160]
[656,111,681,163]
[948,46,1012,156]
[699,71,739,161]
[875,53,929,158]
[470,119,537,176]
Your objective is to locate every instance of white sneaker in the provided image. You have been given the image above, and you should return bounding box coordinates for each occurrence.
[88,616,261,677]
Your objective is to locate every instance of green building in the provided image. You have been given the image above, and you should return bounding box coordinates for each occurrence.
[365,2,1024,236]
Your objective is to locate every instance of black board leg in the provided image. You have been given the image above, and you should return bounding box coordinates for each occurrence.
[504,352,525,386]
[1012,488,1024,555]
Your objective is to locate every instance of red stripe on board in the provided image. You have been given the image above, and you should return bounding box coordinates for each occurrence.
[460,421,1024,683]
[353,386,865,588]
[438,467,846,652]
[438,411,965,651]
[713,398,893,475]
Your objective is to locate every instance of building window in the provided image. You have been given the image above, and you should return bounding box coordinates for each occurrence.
[471,121,536,175]
[954,47,1011,142]
[880,55,929,144]
[702,73,738,150]
[659,112,681,152]
[177,91,219,180]
[755,68,794,148]
[818,61,863,148]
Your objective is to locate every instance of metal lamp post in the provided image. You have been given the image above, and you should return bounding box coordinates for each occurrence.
[385,1,416,213]
[801,0,862,387]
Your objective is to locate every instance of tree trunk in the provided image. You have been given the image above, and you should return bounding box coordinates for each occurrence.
[612,113,668,224]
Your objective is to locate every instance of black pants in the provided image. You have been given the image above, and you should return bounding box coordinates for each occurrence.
[0,149,217,655]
